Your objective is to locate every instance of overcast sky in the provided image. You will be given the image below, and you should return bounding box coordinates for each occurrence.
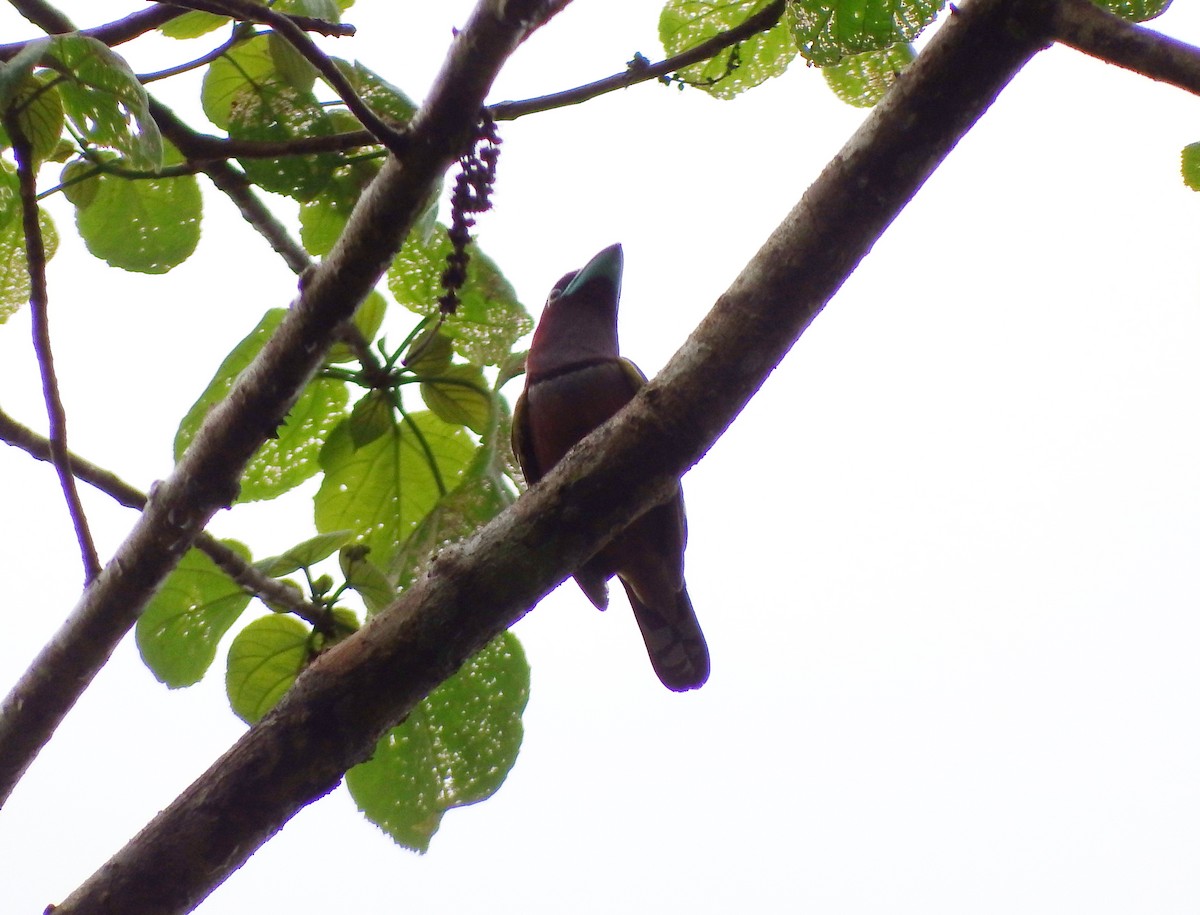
[3,2,1200,912]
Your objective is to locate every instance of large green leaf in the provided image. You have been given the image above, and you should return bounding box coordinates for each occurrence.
[175,309,350,502]
[226,614,311,723]
[345,632,530,853]
[47,34,162,169]
[823,42,914,107]
[73,164,201,273]
[0,164,57,322]
[1091,0,1171,21]
[420,363,492,435]
[659,0,796,99]
[388,231,532,367]
[202,35,277,130]
[1182,143,1200,192]
[229,80,339,200]
[789,0,943,66]
[0,72,65,166]
[137,541,254,688]
[391,462,514,590]
[315,411,475,569]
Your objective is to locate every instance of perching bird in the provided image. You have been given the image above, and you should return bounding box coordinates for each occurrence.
[512,243,710,691]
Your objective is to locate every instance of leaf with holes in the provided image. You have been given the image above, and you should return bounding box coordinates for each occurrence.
[175,309,350,501]
[345,632,530,852]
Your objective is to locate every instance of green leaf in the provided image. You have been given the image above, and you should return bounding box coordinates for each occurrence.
[0,166,58,323]
[48,34,162,169]
[392,464,514,590]
[420,364,492,435]
[268,32,317,93]
[327,289,387,363]
[226,614,311,723]
[340,546,396,615]
[175,309,350,501]
[137,541,253,688]
[823,42,914,107]
[659,0,796,99]
[1090,0,1170,21]
[202,36,277,130]
[789,0,943,67]
[345,632,530,853]
[299,181,355,257]
[315,411,475,568]
[341,60,417,125]
[0,71,65,166]
[0,38,50,111]
[229,81,339,200]
[1182,143,1200,192]
[388,232,532,366]
[160,11,229,39]
[348,390,395,449]
[73,166,202,273]
[256,530,356,577]
[404,327,454,376]
[278,0,342,18]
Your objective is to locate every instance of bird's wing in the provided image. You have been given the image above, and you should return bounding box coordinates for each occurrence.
[510,387,541,485]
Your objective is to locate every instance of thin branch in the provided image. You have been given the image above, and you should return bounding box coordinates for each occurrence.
[155,126,378,162]
[136,23,258,83]
[200,159,314,274]
[1052,0,1200,96]
[0,407,332,627]
[150,0,355,38]
[0,0,558,816]
[49,0,1058,910]
[156,0,409,155]
[0,4,188,59]
[150,97,314,274]
[6,0,72,33]
[5,115,102,584]
[489,0,785,120]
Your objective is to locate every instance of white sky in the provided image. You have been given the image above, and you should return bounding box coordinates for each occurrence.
[2,1,1200,912]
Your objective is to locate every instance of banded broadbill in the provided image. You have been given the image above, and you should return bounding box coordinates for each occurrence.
[512,244,710,691]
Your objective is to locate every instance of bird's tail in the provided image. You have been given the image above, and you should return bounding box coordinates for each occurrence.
[621,582,710,691]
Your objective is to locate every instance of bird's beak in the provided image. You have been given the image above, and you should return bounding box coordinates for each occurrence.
[562,243,623,298]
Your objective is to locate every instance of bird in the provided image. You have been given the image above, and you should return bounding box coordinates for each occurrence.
[512,243,710,691]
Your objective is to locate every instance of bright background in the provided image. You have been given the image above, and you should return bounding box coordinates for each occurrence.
[2,2,1200,912]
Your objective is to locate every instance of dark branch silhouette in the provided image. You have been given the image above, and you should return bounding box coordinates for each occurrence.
[5,115,101,584]
[489,0,786,120]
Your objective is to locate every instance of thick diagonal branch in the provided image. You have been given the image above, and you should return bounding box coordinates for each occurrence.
[0,0,559,811]
[51,0,1058,911]
[1052,0,1200,96]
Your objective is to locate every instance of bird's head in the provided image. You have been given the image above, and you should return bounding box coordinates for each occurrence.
[526,243,624,380]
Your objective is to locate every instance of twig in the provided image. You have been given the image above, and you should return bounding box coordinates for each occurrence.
[137,24,258,83]
[1052,0,1200,96]
[489,0,786,120]
[156,0,409,155]
[0,407,332,627]
[5,114,102,584]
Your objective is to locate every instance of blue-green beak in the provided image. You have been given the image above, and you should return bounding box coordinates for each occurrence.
[563,243,623,298]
